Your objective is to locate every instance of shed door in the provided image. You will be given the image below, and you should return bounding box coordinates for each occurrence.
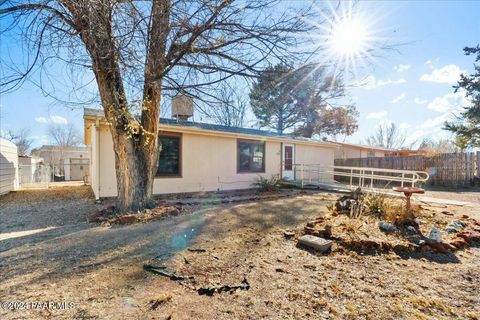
[282,144,295,180]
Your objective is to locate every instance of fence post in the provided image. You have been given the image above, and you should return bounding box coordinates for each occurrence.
[477,151,480,178]
[301,165,304,188]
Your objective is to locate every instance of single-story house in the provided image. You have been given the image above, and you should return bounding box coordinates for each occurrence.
[32,145,90,181]
[83,108,339,199]
[334,142,393,159]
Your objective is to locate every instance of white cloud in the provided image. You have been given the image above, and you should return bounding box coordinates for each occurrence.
[414,98,428,105]
[366,111,388,120]
[419,113,451,130]
[394,64,411,72]
[34,115,68,125]
[353,75,406,89]
[420,64,466,84]
[391,93,406,104]
[50,115,68,124]
[399,122,411,129]
[35,117,48,123]
[426,91,469,113]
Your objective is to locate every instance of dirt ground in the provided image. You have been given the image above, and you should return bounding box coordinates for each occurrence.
[0,186,479,320]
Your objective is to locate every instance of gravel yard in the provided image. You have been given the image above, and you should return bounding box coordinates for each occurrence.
[0,186,479,319]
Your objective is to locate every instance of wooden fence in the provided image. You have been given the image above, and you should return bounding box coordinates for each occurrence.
[334,151,480,187]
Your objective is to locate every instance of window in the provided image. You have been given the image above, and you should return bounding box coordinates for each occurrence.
[367,151,375,158]
[237,140,265,173]
[157,134,181,177]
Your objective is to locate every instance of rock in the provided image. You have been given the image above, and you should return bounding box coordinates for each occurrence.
[116,214,138,224]
[445,220,467,233]
[450,239,468,249]
[378,221,397,233]
[443,243,457,251]
[428,242,446,253]
[405,226,422,245]
[304,225,332,238]
[428,226,442,243]
[87,210,104,223]
[457,230,480,243]
[283,231,295,239]
[298,235,332,253]
[441,210,454,216]
[167,208,181,216]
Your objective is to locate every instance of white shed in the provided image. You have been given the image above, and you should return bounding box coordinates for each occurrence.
[0,138,19,195]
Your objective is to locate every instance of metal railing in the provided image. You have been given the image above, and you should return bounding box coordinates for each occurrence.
[287,164,429,190]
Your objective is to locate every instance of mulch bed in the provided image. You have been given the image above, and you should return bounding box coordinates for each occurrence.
[87,204,183,225]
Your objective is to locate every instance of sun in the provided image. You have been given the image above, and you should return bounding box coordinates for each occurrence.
[330,17,368,57]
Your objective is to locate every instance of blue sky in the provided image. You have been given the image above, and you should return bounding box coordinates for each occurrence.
[0,1,479,149]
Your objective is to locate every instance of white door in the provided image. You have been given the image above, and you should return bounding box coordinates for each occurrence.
[282,144,295,180]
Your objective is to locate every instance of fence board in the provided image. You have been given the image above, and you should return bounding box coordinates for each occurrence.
[334,152,478,187]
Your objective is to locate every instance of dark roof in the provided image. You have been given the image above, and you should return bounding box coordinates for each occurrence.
[159,118,290,138]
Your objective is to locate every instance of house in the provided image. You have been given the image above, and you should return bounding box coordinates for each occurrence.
[31,145,90,181]
[83,107,338,199]
[334,142,393,159]
[0,138,19,195]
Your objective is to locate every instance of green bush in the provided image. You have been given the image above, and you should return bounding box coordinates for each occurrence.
[253,175,283,192]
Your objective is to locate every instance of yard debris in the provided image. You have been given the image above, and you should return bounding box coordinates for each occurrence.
[197,277,250,296]
[143,264,194,281]
[298,235,332,253]
[149,294,172,310]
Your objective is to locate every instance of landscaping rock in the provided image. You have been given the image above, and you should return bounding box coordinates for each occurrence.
[428,226,442,243]
[445,220,466,233]
[283,231,295,239]
[450,239,468,249]
[116,214,139,224]
[378,221,397,233]
[457,230,480,243]
[298,235,332,253]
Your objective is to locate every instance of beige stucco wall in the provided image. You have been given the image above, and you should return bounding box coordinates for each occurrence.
[90,125,338,197]
[334,146,386,159]
[295,144,335,182]
[94,128,289,197]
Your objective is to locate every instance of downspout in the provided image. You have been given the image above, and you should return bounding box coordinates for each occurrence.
[95,118,101,200]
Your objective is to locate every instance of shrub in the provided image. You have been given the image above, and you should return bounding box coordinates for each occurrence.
[253,175,282,192]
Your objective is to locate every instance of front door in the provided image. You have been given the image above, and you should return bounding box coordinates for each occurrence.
[282,144,295,180]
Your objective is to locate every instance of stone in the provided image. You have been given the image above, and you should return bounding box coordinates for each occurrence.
[428,226,442,243]
[116,214,139,224]
[378,221,397,233]
[283,231,295,239]
[167,208,181,216]
[450,239,467,249]
[298,235,332,253]
[457,230,480,243]
[428,243,446,253]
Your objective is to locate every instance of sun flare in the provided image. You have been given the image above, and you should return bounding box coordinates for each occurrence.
[330,17,368,56]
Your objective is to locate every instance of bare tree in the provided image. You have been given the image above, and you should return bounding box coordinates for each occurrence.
[198,83,247,127]
[1,0,317,211]
[1,128,33,156]
[47,123,82,148]
[417,138,462,154]
[365,123,406,150]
